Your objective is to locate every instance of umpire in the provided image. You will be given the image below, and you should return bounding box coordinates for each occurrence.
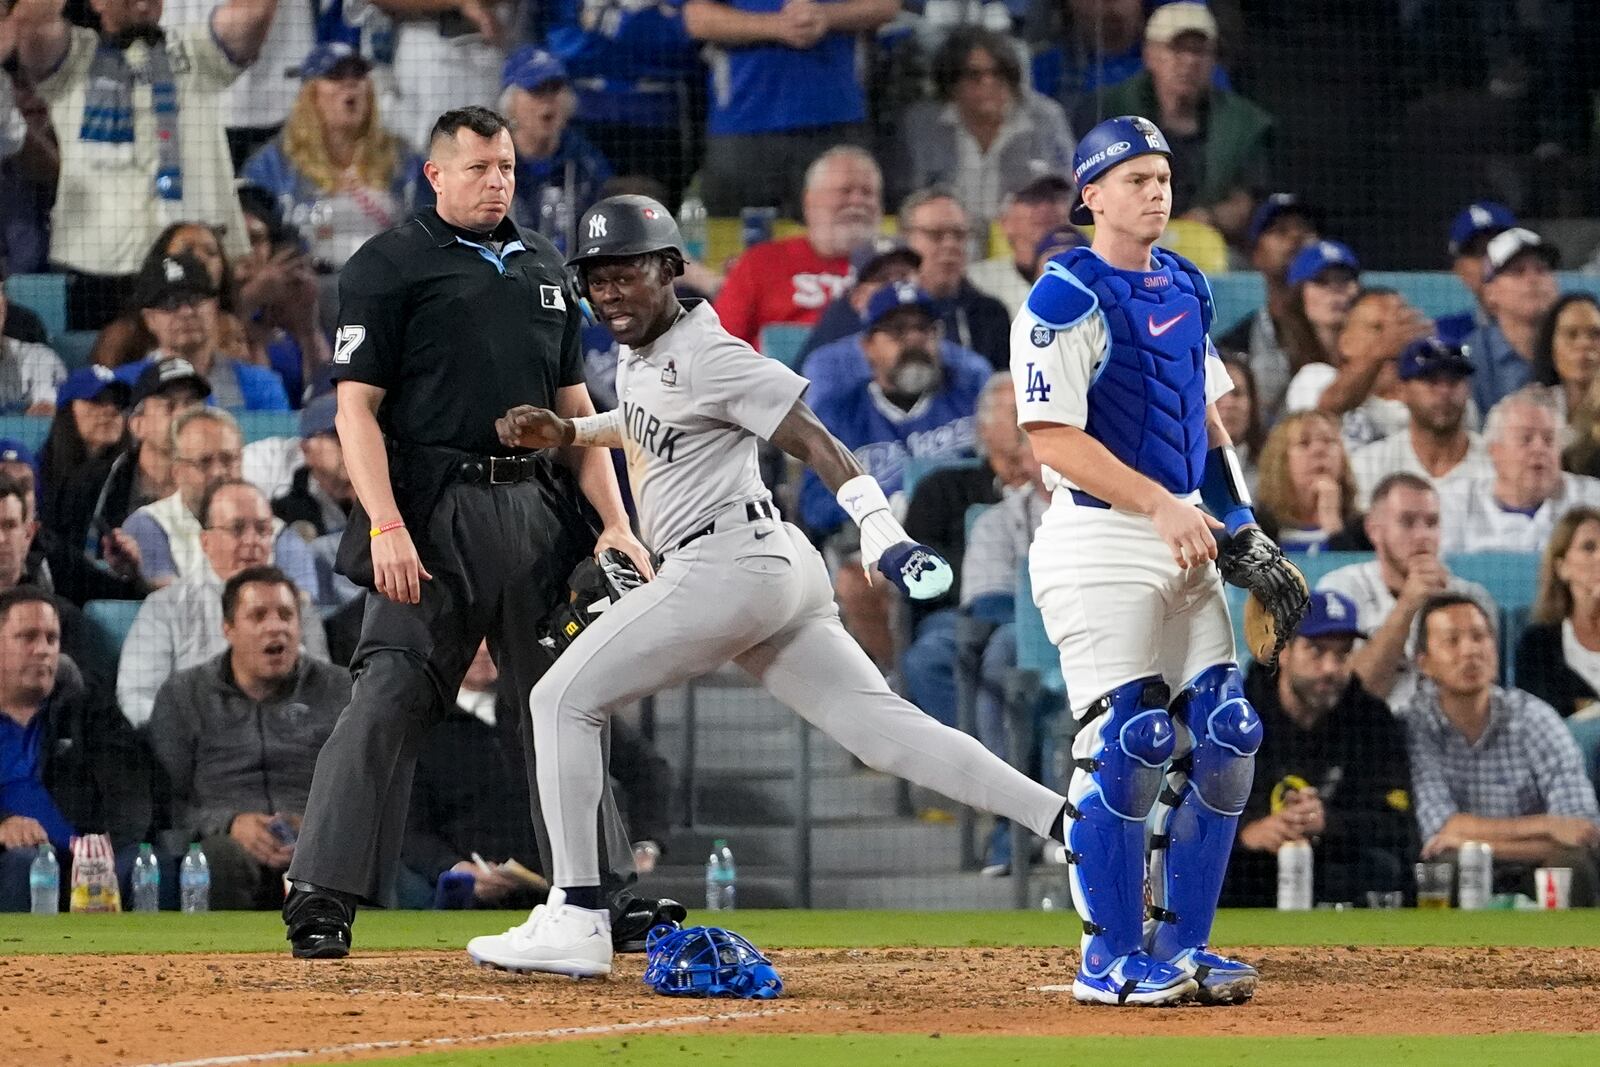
[284,107,674,957]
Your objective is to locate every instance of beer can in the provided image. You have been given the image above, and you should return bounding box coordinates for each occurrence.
[1276,840,1313,911]
[1457,840,1493,910]
[740,206,778,249]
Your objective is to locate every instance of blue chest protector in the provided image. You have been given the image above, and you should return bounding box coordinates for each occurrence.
[1027,247,1213,497]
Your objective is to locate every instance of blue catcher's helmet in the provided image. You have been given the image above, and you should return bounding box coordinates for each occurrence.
[1070,116,1172,224]
[642,926,783,999]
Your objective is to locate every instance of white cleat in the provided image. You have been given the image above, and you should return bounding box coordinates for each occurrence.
[466,888,613,978]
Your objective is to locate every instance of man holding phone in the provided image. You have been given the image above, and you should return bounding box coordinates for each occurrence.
[146,565,350,909]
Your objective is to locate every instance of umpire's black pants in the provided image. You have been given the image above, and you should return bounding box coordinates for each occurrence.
[289,478,636,905]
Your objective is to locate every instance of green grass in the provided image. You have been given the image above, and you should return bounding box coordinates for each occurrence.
[344,1034,1600,1067]
[5,908,1600,956]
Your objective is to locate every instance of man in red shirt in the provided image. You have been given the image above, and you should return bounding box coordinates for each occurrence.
[714,146,882,347]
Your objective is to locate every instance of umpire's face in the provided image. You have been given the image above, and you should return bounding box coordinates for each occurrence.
[426,128,516,232]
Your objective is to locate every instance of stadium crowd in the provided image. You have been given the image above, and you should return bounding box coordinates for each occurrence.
[2,0,1600,910]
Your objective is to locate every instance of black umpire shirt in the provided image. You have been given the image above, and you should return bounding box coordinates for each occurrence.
[331,207,584,453]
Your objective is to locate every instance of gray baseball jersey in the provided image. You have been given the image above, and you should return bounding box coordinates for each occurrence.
[521,299,1067,890]
[615,300,808,552]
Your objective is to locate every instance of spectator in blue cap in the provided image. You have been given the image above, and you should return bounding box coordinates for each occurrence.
[0,439,36,493]
[1271,240,1361,405]
[499,46,614,235]
[799,235,922,366]
[1217,192,1323,423]
[1221,588,1416,908]
[1437,201,1516,346]
[38,366,130,517]
[801,282,989,666]
[1463,227,1561,416]
[242,43,430,273]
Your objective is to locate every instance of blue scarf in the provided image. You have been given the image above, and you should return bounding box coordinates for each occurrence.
[80,26,183,201]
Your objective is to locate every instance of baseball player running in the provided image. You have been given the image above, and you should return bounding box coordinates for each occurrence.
[1014,117,1306,1006]
[464,195,1072,977]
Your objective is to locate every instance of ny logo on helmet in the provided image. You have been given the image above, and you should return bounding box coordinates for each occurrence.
[588,214,607,239]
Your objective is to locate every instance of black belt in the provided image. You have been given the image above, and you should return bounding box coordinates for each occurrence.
[677,500,775,551]
[1070,489,1110,509]
[457,453,546,486]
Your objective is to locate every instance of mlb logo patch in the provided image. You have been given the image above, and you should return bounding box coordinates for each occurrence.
[541,284,566,311]
[1031,324,1054,347]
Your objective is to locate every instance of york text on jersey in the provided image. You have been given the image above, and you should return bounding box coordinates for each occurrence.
[624,402,686,462]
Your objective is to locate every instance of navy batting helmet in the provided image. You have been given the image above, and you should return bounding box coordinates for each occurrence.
[569,195,686,275]
[1070,115,1172,224]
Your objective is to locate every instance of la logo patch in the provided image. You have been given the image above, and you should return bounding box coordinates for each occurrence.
[1030,324,1054,348]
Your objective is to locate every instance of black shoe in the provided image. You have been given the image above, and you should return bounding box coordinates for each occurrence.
[284,884,357,959]
[610,893,687,953]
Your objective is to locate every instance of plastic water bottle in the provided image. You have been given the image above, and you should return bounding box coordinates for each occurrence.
[180,843,211,914]
[132,843,161,913]
[679,195,708,262]
[29,843,59,915]
[539,185,572,256]
[704,838,736,911]
[1276,840,1313,911]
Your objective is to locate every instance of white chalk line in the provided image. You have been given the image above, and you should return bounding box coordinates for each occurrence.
[122,1007,782,1067]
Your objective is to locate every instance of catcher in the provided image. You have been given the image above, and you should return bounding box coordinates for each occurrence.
[1015,116,1308,1006]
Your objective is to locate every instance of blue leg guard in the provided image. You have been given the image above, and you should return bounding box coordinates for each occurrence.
[1065,677,1176,976]
[1146,663,1262,1002]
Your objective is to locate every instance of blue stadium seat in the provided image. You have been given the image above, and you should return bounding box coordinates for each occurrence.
[52,330,99,370]
[83,599,141,663]
[1209,271,1600,340]
[902,455,981,501]
[1443,552,1540,613]
[233,410,299,443]
[1013,564,1064,697]
[3,273,68,339]
[0,414,51,451]
[759,323,810,370]
[1569,715,1600,790]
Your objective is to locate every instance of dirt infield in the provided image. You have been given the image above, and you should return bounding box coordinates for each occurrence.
[4,945,1597,1066]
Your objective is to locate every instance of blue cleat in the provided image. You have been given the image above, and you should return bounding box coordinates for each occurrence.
[1165,947,1258,1005]
[1073,951,1198,1007]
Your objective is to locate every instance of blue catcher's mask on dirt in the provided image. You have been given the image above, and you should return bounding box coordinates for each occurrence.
[642,926,783,999]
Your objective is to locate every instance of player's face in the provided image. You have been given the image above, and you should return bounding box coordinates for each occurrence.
[427,129,515,231]
[1489,402,1561,504]
[1083,155,1171,244]
[1402,374,1469,436]
[1556,519,1600,603]
[1484,254,1558,325]
[1552,299,1600,391]
[1372,486,1440,568]
[0,600,60,708]
[585,256,675,348]
[223,581,301,683]
[1283,635,1355,716]
[1417,603,1497,696]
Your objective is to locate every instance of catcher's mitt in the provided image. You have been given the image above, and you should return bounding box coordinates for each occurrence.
[1216,527,1309,668]
[539,549,648,655]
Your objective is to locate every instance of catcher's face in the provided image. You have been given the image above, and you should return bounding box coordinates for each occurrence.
[1082,155,1171,245]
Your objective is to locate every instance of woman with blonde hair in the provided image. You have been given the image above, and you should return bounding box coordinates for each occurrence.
[1516,506,1600,718]
[242,43,430,273]
[1252,409,1366,553]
